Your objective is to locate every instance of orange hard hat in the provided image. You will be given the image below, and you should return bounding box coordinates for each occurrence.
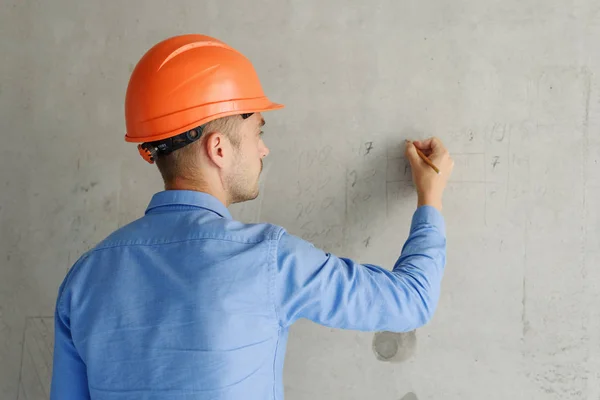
[124,34,284,162]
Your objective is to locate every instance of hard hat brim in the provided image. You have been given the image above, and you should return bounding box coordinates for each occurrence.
[125,99,284,143]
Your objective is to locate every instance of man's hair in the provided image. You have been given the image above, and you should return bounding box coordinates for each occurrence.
[156,115,243,185]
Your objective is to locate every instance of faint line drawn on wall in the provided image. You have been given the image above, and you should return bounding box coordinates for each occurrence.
[17,317,54,400]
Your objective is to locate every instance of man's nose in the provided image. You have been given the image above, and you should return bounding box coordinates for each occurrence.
[261,145,270,158]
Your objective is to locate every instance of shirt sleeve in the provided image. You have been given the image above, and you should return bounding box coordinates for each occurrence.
[50,277,91,400]
[272,205,446,332]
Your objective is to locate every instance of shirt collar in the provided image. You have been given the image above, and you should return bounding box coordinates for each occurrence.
[145,190,232,219]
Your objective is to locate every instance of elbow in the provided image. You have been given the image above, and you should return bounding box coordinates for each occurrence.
[410,263,444,320]
[411,281,441,328]
[394,276,442,332]
[395,294,438,333]
[416,293,439,327]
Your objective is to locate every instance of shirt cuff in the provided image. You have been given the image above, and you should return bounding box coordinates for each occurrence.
[411,205,446,236]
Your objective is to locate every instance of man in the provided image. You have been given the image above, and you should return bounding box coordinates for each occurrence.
[51,34,454,400]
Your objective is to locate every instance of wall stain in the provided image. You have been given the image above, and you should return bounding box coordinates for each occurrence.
[372,330,416,363]
[400,392,418,400]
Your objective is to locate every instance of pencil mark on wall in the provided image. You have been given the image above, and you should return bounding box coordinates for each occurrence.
[363,237,371,247]
[364,141,374,155]
[505,129,513,206]
[581,69,591,282]
[72,181,99,194]
[491,123,506,142]
[582,69,591,131]
[18,317,54,400]
[17,321,26,400]
[521,225,530,341]
[300,224,344,245]
[295,202,315,220]
[372,330,416,363]
[581,71,593,400]
[491,156,500,169]
[349,170,358,187]
[297,146,333,171]
[317,176,331,190]
[321,196,335,210]
[295,203,304,220]
[345,169,349,221]
[521,274,530,337]
[385,178,389,217]
[484,154,487,226]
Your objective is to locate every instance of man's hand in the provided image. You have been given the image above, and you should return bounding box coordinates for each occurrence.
[405,137,454,211]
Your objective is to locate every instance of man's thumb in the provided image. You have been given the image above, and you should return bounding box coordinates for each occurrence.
[405,140,419,165]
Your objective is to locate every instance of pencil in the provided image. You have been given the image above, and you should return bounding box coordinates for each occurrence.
[414,146,440,174]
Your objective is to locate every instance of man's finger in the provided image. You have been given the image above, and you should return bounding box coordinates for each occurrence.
[412,140,432,156]
[414,137,440,149]
[417,137,447,157]
[429,137,442,151]
[405,140,420,165]
[412,139,425,149]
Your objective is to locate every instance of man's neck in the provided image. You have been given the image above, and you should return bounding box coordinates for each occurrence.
[165,179,230,207]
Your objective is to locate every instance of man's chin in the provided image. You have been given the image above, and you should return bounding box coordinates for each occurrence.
[230,189,260,205]
[246,189,260,202]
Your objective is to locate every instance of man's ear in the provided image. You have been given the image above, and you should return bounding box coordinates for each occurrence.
[203,131,229,168]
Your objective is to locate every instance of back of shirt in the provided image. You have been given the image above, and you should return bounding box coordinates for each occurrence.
[53,192,286,399]
[51,190,446,400]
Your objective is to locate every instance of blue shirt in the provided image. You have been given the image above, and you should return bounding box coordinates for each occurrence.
[51,190,446,400]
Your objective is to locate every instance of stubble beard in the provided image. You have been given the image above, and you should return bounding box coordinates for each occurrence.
[228,159,262,204]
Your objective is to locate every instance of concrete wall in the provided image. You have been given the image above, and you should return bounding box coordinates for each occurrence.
[1,1,599,399]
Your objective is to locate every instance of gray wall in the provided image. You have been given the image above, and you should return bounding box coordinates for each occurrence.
[1,1,599,399]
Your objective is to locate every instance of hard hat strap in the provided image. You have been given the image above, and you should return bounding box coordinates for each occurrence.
[138,113,254,163]
[139,125,204,163]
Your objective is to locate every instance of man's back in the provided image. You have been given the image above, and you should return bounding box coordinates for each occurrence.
[54,191,287,399]
[52,190,447,400]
